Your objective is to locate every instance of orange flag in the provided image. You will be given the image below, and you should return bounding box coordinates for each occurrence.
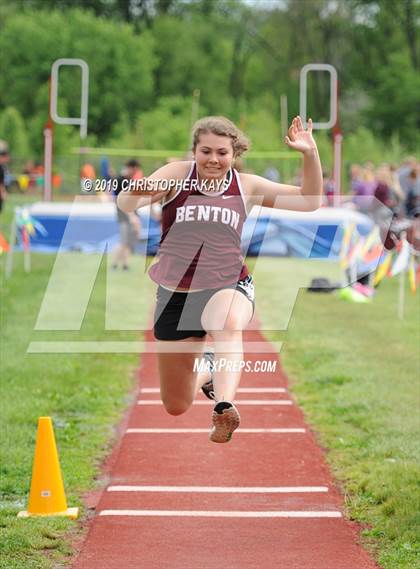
[340,223,357,269]
[373,251,393,286]
[0,232,10,254]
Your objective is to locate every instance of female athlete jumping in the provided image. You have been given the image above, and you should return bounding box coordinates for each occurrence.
[118,116,322,443]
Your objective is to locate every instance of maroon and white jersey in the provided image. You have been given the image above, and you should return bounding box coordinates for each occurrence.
[149,162,249,290]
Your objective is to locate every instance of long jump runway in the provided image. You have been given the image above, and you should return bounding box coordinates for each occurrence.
[73,326,379,569]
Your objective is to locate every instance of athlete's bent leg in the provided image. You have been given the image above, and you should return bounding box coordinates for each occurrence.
[157,337,207,415]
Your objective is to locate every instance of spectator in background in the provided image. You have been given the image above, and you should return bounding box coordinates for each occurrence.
[398,156,417,204]
[97,157,116,202]
[23,160,36,192]
[262,164,280,183]
[370,165,396,225]
[353,164,376,213]
[100,157,112,181]
[0,141,10,214]
[389,163,405,210]
[322,170,335,207]
[406,166,420,218]
[350,164,366,211]
[80,162,96,192]
[111,159,142,270]
[32,161,45,190]
[350,163,363,193]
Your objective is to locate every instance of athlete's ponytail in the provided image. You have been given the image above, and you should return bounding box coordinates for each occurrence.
[192,116,250,157]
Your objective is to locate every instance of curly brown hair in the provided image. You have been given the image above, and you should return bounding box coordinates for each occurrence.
[192,116,250,157]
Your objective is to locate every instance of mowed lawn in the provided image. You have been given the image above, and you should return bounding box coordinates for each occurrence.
[0,249,153,569]
[0,243,418,569]
[254,258,419,569]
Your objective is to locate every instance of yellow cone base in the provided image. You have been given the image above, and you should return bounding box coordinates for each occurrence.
[19,417,77,520]
[18,507,79,519]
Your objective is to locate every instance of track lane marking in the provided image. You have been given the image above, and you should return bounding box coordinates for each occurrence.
[107,486,329,493]
[99,510,342,518]
[140,387,287,394]
[126,428,306,433]
[137,400,293,406]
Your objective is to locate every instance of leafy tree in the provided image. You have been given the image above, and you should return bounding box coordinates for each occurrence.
[1,0,418,157]
[347,0,420,146]
[150,14,234,115]
[0,107,29,158]
[0,9,157,142]
[107,96,197,152]
[364,52,420,143]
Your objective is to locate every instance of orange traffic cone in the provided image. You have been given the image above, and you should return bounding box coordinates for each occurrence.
[18,417,78,518]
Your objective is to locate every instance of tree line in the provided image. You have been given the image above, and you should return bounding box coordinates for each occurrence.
[0,0,418,160]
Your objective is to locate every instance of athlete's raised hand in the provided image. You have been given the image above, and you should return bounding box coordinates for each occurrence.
[284,116,317,155]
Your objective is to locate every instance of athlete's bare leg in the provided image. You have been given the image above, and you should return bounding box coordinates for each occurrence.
[201,289,253,402]
[112,244,130,268]
[157,336,210,415]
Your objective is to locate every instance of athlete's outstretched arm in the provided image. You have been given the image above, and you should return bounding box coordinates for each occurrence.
[245,116,322,212]
[117,161,191,213]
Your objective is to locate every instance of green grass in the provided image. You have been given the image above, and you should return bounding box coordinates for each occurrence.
[0,193,40,221]
[0,247,153,568]
[255,258,419,569]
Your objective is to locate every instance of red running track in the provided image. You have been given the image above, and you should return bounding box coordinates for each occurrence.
[73,325,380,569]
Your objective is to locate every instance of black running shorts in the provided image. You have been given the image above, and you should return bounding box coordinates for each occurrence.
[153,275,255,341]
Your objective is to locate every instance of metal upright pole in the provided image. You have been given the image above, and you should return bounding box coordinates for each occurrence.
[43,121,53,201]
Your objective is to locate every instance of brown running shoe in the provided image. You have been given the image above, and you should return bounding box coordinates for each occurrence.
[209,401,240,443]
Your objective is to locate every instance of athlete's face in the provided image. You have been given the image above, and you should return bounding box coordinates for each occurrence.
[194,133,234,180]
